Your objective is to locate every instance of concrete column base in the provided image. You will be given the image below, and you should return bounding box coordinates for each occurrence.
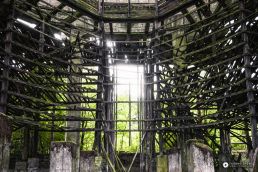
[156,155,168,172]
[0,136,11,172]
[14,161,27,172]
[50,142,76,172]
[28,158,39,172]
[186,139,215,172]
[80,151,95,172]
[168,150,181,172]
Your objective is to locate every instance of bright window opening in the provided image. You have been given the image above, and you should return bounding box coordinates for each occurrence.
[110,64,144,151]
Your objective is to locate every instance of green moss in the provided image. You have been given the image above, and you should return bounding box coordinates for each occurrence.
[194,142,213,153]
[157,155,168,172]
[186,139,204,145]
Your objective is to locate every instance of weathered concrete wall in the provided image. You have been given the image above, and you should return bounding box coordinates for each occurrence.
[80,151,95,172]
[167,141,214,172]
[0,137,10,172]
[50,142,75,172]
[168,150,181,172]
[186,140,215,172]
[157,155,168,172]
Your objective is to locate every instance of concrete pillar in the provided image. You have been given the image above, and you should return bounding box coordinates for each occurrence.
[50,142,75,172]
[80,151,95,172]
[156,155,168,172]
[27,158,39,172]
[168,150,181,172]
[0,135,11,172]
[186,140,215,172]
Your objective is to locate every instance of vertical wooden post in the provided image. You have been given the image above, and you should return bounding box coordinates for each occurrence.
[94,35,103,155]
[93,0,104,159]
[32,18,46,158]
[0,2,12,115]
[22,128,29,160]
[0,1,13,171]
[240,0,257,150]
[154,2,164,154]
[129,82,132,146]
[66,25,82,172]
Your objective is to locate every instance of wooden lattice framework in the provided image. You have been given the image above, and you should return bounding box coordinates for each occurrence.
[0,0,258,171]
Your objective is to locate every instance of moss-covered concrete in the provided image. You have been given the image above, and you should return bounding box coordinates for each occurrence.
[157,154,168,172]
[95,156,103,172]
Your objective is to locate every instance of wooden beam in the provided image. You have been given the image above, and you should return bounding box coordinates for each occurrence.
[145,23,150,34]
[159,0,196,21]
[45,3,66,22]
[59,0,196,23]
[109,22,113,35]
[63,12,82,24]
[58,0,99,20]
[127,23,131,35]
[195,0,212,18]
[181,9,195,24]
